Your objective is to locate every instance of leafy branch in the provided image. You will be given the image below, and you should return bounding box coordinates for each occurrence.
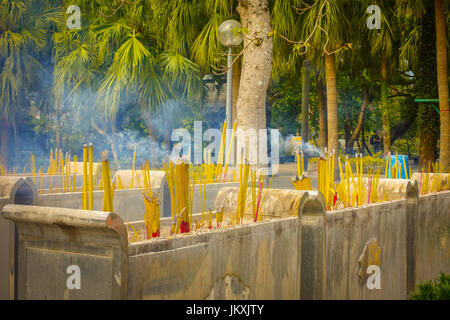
[271,0,351,56]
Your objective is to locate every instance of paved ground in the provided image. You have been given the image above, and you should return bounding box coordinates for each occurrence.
[270,162,319,190]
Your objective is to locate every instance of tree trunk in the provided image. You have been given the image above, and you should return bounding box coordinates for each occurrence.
[110,120,120,167]
[381,58,391,156]
[362,119,372,156]
[55,125,61,151]
[434,0,450,167]
[236,0,273,164]
[11,119,19,158]
[90,118,120,168]
[0,117,9,168]
[142,110,161,142]
[301,60,311,144]
[345,87,370,153]
[324,53,339,179]
[342,94,351,151]
[315,69,327,150]
[417,0,440,169]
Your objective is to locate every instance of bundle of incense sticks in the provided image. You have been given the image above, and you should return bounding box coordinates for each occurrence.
[384,152,391,178]
[30,153,36,183]
[126,223,142,242]
[334,156,382,209]
[100,150,114,212]
[419,161,450,194]
[221,120,238,182]
[216,207,224,228]
[232,161,250,225]
[318,149,335,209]
[214,120,227,181]
[164,160,192,234]
[140,161,160,238]
[82,145,88,208]
[250,170,273,222]
[72,155,78,192]
[291,151,312,190]
[197,169,206,224]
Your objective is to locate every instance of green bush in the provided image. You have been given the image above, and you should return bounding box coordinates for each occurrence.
[410,272,450,300]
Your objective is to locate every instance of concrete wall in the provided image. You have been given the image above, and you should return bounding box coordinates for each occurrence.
[0,177,38,300]
[0,197,11,300]
[38,181,238,221]
[1,177,449,300]
[38,188,150,222]
[299,183,449,300]
[127,217,303,299]
[414,191,450,287]
[2,205,127,299]
[1,190,326,300]
[323,200,408,299]
[17,174,87,191]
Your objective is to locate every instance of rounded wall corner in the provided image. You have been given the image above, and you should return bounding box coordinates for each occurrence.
[0,177,26,203]
[299,191,326,217]
[23,177,39,205]
[405,180,419,199]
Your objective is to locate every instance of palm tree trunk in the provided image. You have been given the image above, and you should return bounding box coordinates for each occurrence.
[381,58,391,156]
[346,87,370,153]
[236,0,273,164]
[434,0,450,167]
[301,60,311,144]
[325,53,339,179]
[315,69,327,150]
[417,0,440,169]
[0,117,9,168]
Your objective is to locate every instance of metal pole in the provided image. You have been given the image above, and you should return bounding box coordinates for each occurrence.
[225,47,233,164]
[301,60,311,171]
[226,47,233,130]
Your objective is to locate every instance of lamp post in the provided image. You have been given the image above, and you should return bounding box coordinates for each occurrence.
[218,19,243,161]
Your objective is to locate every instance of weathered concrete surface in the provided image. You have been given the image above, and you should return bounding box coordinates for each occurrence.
[112,170,166,190]
[353,178,419,201]
[16,174,86,192]
[411,173,450,191]
[126,217,302,300]
[300,187,450,300]
[65,162,102,177]
[0,197,12,300]
[322,200,408,299]
[38,188,152,222]
[2,205,128,300]
[38,182,239,221]
[2,177,449,300]
[214,187,323,219]
[0,176,38,300]
[414,191,450,291]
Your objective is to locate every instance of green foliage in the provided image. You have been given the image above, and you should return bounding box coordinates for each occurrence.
[269,79,303,136]
[410,272,450,300]
[339,152,386,171]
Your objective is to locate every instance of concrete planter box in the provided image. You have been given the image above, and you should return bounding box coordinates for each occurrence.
[1,175,449,300]
[1,190,323,300]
